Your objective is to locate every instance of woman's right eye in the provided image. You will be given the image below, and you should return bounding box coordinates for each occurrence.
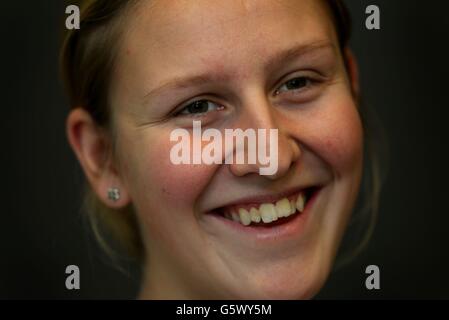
[176,99,224,117]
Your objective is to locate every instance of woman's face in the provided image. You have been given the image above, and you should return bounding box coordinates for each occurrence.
[110,0,363,299]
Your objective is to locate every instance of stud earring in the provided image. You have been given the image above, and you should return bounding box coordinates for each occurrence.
[107,187,120,202]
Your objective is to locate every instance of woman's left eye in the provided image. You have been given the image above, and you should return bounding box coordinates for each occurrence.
[177,99,224,117]
[275,76,314,95]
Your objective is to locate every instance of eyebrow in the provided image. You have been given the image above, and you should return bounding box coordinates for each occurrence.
[142,41,335,103]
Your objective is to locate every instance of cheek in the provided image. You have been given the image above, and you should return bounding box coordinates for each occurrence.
[120,130,216,211]
[304,97,364,175]
[117,129,220,249]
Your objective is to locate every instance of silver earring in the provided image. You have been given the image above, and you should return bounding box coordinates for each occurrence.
[107,187,120,202]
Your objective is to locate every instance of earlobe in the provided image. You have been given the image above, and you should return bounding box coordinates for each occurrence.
[344,47,360,99]
[66,108,131,209]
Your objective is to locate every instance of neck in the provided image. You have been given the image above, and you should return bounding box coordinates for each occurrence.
[138,255,198,300]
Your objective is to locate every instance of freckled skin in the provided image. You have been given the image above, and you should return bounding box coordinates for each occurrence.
[109,0,363,299]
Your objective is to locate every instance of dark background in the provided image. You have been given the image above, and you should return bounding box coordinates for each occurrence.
[1,0,448,299]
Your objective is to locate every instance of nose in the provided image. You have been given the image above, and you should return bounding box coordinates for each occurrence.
[228,95,301,179]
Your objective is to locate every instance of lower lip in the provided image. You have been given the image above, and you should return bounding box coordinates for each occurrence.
[204,188,321,242]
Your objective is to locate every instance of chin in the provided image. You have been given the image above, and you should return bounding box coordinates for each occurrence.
[222,252,332,300]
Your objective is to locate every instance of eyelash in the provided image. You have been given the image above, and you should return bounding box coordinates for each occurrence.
[174,75,318,118]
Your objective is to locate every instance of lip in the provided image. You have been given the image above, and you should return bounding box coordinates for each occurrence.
[202,186,322,243]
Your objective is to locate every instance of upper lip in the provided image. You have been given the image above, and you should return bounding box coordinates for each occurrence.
[207,185,319,212]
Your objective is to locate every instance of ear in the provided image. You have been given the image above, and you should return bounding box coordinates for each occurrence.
[344,47,360,99]
[66,108,131,209]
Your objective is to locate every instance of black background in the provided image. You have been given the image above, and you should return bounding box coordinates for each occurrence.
[1,1,448,299]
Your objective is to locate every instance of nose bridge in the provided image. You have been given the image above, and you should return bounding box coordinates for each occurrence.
[228,90,301,179]
[240,91,277,131]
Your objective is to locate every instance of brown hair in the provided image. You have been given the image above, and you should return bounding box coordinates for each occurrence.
[60,0,143,259]
[60,0,381,264]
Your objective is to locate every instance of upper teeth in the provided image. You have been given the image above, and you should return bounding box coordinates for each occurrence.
[224,192,307,226]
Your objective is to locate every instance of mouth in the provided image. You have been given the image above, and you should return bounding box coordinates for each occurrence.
[208,186,320,228]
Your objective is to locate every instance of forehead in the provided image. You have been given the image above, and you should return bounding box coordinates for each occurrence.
[114,0,337,100]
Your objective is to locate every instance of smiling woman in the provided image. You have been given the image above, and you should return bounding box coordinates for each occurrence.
[61,0,379,299]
